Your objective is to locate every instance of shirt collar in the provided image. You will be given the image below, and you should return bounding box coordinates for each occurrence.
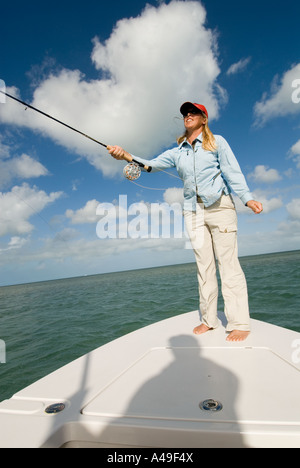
[179,133,203,149]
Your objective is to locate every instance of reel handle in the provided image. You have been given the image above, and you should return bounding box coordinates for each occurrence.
[132,159,152,173]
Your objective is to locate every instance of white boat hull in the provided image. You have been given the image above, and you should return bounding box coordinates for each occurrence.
[0,311,299,448]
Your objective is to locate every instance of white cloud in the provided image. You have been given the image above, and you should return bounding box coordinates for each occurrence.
[286,198,300,220]
[0,236,28,253]
[13,154,48,178]
[0,153,48,188]
[238,220,300,256]
[258,195,283,213]
[0,183,63,236]
[0,1,225,177]
[291,139,300,155]
[254,63,300,125]
[0,217,188,271]
[258,190,283,213]
[163,187,184,206]
[284,168,294,178]
[226,57,251,76]
[66,199,100,224]
[275,218,300,252]
[248,165,282,184]
[289,139,300,168]
[0,139,11,158]
[8,236,28,249]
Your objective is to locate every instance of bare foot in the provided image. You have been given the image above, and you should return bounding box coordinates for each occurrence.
[226,330,250,342]
[193,323,213,335]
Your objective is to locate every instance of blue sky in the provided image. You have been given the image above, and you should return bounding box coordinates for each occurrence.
[0,0,300,286]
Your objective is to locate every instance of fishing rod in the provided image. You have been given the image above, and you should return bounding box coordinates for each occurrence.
[0,89,152,180]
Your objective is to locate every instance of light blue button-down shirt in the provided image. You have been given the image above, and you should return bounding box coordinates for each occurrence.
[132,134,253,211]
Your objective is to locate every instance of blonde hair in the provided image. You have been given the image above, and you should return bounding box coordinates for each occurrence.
[177,120,217,152]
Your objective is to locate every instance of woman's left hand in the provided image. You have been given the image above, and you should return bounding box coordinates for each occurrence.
[246,200,263,214]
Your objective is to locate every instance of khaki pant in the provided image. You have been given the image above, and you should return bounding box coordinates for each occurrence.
[184,194,250,332]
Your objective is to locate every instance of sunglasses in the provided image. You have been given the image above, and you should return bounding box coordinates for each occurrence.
[182,109,205,117]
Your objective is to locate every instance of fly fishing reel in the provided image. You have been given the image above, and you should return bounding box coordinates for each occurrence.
[123,162,142,181]
[123,159,151,180]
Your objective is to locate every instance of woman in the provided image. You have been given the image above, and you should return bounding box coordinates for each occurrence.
[108,102,263,342]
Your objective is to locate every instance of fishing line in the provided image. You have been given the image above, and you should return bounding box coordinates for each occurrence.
[128,166,182,190]
[129,180,171,191]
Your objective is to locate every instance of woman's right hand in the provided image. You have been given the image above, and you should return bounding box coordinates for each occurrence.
[246,200,263,214]
[107,145,132,162]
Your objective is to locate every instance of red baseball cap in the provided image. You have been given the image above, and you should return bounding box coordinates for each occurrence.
[180,102,208,118]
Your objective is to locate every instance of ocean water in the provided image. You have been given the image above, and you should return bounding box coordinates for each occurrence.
[0,250,299,403]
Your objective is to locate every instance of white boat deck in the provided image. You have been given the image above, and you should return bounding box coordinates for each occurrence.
[0,311,299,448]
